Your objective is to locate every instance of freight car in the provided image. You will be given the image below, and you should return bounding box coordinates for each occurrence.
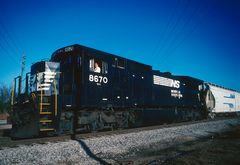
[204,83,240,118]
[10,44,239,138]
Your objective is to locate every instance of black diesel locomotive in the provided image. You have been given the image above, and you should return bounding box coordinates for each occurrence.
[11,44,212,138]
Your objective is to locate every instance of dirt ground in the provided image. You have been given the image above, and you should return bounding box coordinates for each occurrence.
[117,125,240,165]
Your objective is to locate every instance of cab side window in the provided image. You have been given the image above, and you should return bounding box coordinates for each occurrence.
[89,58,108,74]
[102,61,108,74]
[117,58,125,68]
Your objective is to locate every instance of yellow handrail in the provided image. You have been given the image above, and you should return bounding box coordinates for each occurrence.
[11,80,15,110]
[40,85,43,114]
[54,79,57,116]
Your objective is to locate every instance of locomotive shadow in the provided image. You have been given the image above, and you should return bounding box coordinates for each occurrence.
[74,137,110,165]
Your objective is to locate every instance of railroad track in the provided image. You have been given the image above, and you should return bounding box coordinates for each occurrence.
[0,117,237,149]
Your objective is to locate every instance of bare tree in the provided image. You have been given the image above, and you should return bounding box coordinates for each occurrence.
[0,84,11,114]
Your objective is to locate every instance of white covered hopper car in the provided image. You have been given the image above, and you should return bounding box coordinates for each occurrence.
[205,83,240,118]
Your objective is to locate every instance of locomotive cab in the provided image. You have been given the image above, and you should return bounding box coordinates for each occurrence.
[50,45,152,132]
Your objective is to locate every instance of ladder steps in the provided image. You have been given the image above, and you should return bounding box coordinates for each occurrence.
[37,94,52,96]
[40,120,52,123]
[40,112,52,115]
[40,128,54,131]
[38,79,58,133]
[40,103,51,105]
[41,107,51,110]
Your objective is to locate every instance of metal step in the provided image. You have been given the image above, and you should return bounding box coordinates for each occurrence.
[40,128,54,131]
[40,103,51,106]
[40,112,52,115]
[40,120,52,123]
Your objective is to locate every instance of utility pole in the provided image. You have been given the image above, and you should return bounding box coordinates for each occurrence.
[19,53,26,94]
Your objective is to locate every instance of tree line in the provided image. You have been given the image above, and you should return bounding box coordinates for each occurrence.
[0,84,11,114]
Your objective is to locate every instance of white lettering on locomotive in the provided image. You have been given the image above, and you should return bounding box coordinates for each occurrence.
[89,74,108,84]
[171,90,183,99]
[171,80,180,88]
[153,75,180,89]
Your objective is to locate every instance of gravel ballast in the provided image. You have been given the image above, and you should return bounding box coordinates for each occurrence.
[0,118,240,165]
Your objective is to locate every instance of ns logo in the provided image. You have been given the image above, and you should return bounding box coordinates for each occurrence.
[171,80,180,89]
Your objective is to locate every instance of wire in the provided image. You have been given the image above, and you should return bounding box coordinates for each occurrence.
[0,42,19,64]
[158,1,200,64]
[0,22,24,55]
[0,27,22,58]
[150,0,181,61]
[157,0,191,58]
[153,0,190,66]
[0,22,25,78]
[160,7,211,67]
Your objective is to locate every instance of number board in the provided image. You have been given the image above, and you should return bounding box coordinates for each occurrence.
[89,74,108,84]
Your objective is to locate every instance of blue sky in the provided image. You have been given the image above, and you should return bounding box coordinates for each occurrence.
[0,0,239,90]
